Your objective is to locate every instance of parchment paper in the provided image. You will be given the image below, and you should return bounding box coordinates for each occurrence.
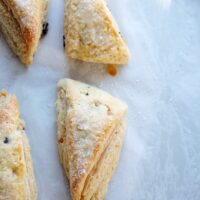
[0,0,200,199]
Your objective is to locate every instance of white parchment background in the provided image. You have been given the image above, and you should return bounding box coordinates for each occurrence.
[0,0,200,199]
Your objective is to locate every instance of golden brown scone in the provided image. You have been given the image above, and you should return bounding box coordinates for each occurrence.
[0,0,48,66]
[64,0,130,65]
[56,79,127,200]
[0,91,37,200]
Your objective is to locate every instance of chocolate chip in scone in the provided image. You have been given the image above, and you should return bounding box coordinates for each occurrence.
[3,137,9,144]
[63,35,66,48]
[41,22,49,37]
[85,93,89,96]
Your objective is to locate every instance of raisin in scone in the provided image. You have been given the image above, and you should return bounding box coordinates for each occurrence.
[56,79,127,200]
[0,91,37,200]
[64,0,129,65]
[0,0,48,66]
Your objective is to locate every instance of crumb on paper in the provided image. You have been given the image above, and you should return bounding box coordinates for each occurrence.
[107,64,117,76]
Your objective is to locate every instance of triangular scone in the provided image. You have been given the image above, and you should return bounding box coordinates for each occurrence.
[0,91,37,199]
[0,0,48,65]
[64,0,130,65]
[56,79,127,200]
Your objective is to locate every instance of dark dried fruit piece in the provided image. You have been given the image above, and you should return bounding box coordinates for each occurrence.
[41,22,49,37]
[63,35,65,48]
[3,137,9,144]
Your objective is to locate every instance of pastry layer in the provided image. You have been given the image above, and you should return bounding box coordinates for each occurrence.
[81,122,125,200]
[0,91,37,200]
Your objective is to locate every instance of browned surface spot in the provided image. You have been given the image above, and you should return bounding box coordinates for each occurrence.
[58,138,64,144]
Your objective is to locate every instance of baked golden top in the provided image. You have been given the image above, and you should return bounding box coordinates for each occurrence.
[64,0,130,64]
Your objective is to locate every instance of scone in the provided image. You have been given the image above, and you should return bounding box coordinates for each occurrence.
[0,0,48,66]
[64,0,130,65]
[0,91,37,200]
[56,79,127,200]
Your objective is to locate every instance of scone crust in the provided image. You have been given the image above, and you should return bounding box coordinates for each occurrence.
[0,0,48,65]
[0,91,37,200]
[82,122,125,200]
[64,0,129,64]
[56,79,127,200]
[2,0,47,44]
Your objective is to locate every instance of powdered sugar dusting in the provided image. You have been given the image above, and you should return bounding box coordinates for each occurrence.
[12,0,43,27]
[1,0,200,199]
[14,0,34,16]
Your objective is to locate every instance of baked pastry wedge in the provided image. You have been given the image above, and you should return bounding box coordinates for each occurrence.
[0,0,48,65]
[64,0,130,65]
[0,91,37,200]
[56,79,127,200]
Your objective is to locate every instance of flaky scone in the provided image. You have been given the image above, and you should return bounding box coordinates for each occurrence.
[56,79,127,200]
[0,91,37,200]
[0,0,48,66]
[64,0,130,65]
